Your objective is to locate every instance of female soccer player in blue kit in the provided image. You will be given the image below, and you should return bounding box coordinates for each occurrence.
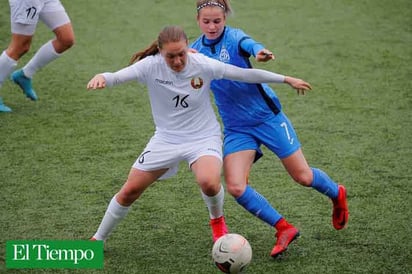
[191,0,349,258]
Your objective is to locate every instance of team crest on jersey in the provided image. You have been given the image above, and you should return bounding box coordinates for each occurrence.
[219,48,230,63]
[191,77,204,89]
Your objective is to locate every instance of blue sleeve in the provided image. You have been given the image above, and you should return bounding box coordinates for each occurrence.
[239,36,265,57]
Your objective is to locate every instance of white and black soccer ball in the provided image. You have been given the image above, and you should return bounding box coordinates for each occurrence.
[212,233,252,274]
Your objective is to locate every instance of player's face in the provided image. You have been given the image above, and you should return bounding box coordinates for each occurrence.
[160,40,188,72]
[197,7,226,40]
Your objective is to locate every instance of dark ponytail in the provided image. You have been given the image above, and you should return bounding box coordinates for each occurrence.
[129,25,188,65]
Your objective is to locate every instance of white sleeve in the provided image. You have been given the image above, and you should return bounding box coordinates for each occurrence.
[101,65,139,87]
[222,63,285,84]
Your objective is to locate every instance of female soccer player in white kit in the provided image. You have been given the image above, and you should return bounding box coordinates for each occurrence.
[87,25,311,245]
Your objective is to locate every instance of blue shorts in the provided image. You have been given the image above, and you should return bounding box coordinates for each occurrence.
[223,112,301,161]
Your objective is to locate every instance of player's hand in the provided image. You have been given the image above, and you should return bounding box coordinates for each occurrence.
[256,49,275,62]
[284,76,312,95]
[87,74,106,90]
[188,48,198,53]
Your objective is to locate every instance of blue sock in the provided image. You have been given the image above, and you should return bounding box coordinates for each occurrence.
[311,167,339,199]
[235,185,282,227]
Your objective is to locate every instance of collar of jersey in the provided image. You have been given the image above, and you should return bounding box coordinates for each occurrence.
[202,26,226,47]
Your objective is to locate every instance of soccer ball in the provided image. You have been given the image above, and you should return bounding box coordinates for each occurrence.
[212,233,252,274]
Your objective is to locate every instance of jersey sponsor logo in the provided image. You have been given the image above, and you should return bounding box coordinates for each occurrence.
[190,77,204,89]
[207,147,221,155]
[219,48,230,63]
[155,78,173,86]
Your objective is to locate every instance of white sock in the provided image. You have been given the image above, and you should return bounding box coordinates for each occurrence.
[201,185,225,219]
[23,40,60,78]
[93,195,131,241]
[0,51,17,88]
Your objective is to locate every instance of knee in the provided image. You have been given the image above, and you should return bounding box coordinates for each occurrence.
[55,35,75,53]
[117,186,141,206]
[225,177,247,198]
[226,185,245,198]
[61,36,75,50]
[199,179,221,196]
[291,169,313,187]
[63,35,75,49]
[19,44,31,56]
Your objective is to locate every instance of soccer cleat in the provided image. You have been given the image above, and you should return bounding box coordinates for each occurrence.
[10,69,38,101]
[0,97,12,112]
[271,224,300,258]
[332,184,349,230]
[210,216,228,242]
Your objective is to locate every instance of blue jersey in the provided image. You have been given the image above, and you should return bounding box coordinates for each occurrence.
[191,26,282,128]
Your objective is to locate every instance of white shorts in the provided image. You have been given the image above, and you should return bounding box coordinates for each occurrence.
[132,134,223,180]
[9,0,70,35]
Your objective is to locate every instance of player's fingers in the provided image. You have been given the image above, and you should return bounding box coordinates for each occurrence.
[263,52,274,60]
[87,79,101,90]
[297,88,307,95]
[304,82,312,90]
[86,81,94,89]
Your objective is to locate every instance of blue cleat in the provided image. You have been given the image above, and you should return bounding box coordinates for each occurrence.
[10,69,38,101]
[0,97,12,112]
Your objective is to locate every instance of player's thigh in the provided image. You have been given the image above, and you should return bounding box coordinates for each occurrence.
[191,155,222,183]
[188,136,222,192]
[124,167,166,192]
[281,148,312,185]
[53,22,74,41]
[117,167,167,205]
[223,129,260,158]
[192,155,222,195]
[259,112,301,159]
[39,0,70,29]
[222,129,259,184]
[40,11,70,31]
[223,150,255,185]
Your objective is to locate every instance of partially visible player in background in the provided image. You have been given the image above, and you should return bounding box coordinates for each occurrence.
[0,0,75,112]
[86,25,311,245]
[191,0,349,258]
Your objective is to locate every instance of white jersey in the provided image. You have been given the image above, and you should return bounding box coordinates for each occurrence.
[102,53,227,143]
